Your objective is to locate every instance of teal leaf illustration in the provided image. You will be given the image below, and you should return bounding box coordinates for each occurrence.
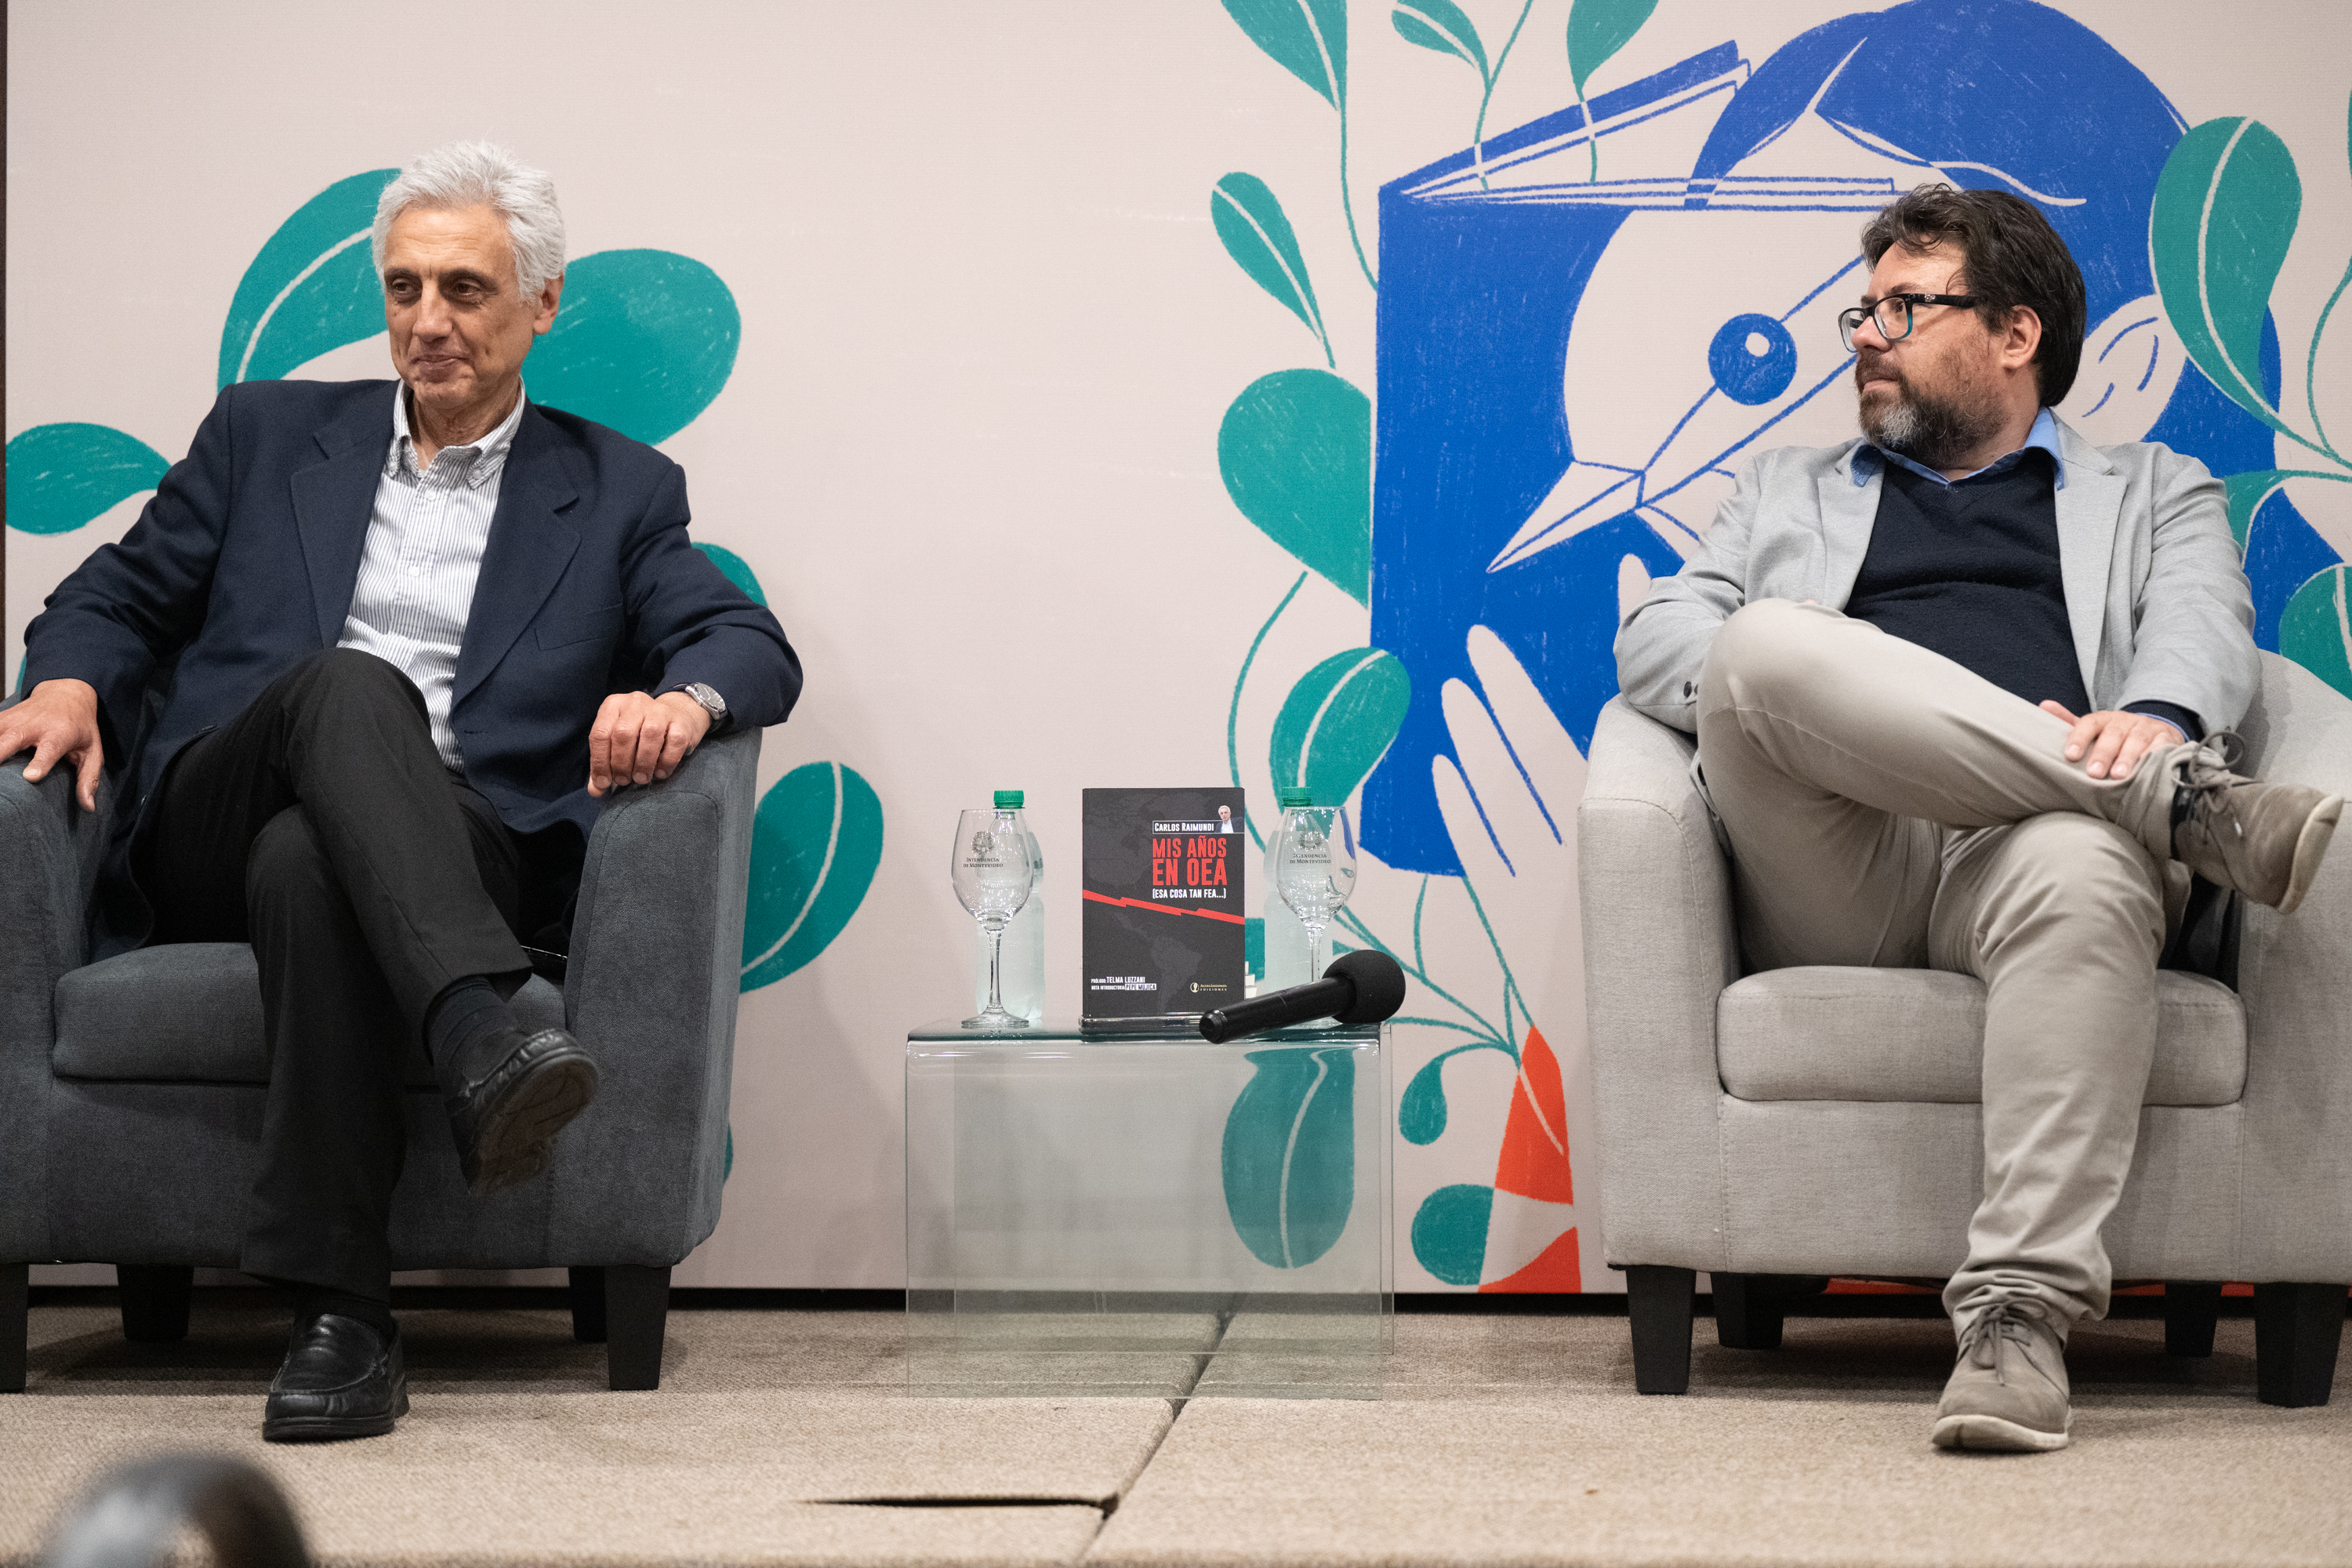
[1566,0,1658,100]
[1410,1183,1494,1286]
[2220,469,2343,550]
[2280,564,2352,701]
[217,169,400,390]
[1392,1,1488,76]
[741,761,884,992]
[2314,94,2352,454]
[1399,1056,1450,1145]
[1220,0,1348,107]
[1269,648,1410,806]
[1246,916,1266,980]
[2151,118,2301,432]
[724,1125,735,1182]
[1218,369,1371,604]
[5,424,169,535]
[695,542,768,605]
[1211,174,1330,365]
[1222,1045,1358,1269]
[1399,1043,1494,1145]
[531,249,741,446]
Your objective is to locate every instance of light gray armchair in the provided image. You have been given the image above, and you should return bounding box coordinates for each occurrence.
[0,727,760,1392]
[1578,652,2352,1406]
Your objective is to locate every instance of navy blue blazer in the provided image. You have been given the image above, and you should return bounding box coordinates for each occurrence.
[24,378,800,903]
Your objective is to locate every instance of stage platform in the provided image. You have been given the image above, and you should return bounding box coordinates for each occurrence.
[5,1294,2348,1566]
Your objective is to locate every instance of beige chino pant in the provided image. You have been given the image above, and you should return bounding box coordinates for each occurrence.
[1697,598,2190,1334]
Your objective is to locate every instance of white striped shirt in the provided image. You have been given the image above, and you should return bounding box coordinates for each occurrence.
[337,386,528,767]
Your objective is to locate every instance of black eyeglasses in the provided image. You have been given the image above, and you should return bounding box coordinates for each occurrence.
[1838,292,1977,351]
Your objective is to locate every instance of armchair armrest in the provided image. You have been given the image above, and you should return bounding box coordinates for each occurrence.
[2230,652,2352,1281]
[1577,698,1737,1269]
[0,752,111,982]
[0,747,114,1258]
[547,728,762,1264]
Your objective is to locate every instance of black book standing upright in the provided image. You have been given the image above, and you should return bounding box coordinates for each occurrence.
[1080,787,1247,1023]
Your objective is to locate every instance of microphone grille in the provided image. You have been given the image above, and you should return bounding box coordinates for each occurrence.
[1327,949,1407,1025]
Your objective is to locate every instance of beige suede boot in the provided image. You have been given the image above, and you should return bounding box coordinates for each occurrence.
[1931,1303,2071,1453]
[2169,733,2342,914]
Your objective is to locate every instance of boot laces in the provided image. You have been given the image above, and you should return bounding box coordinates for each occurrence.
[1958,1305,2042,1386]
[2172,729,2250,840]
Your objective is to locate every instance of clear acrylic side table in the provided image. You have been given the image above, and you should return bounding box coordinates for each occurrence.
[906,1017,1391,1398]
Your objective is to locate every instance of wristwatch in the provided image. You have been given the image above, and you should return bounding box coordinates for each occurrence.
[673,682,730,732]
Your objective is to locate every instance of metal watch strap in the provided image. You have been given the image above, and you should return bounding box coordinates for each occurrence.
[673,682,729,731]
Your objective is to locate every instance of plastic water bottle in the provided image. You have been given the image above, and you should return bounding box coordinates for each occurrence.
[975,789,1046,1023]
[1261,786,1313,991]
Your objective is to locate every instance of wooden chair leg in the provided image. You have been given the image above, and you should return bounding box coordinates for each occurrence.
[2163,1280,2224,1359]
[1712,1273,1785,1350]
[604,1265,671,1392]
[569,1266,608,1344]
[118,1265,194,1345]
[1,1263,26,1392]
[2254,1282,2347,1408]
[1626,1265,1695,1395]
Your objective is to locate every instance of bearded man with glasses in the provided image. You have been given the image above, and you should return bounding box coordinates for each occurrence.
[1616,182,2341,1454]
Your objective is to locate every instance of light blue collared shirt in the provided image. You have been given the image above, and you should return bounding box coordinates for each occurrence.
[336,383,528,767]
[1852,406,2066,490]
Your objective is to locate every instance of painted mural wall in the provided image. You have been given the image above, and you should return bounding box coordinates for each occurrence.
[8,1,2350,1290]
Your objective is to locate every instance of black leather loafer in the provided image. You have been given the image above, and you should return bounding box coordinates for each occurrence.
[439,1024,599,1196]
[263,1315,407,1443]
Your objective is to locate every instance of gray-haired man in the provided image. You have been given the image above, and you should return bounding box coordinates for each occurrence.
[5,143,801,1439]
[1617,184,2339,1451]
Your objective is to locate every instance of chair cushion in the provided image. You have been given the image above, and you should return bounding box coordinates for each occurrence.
[53,942,566,1087]
[1716,966,2245,1108]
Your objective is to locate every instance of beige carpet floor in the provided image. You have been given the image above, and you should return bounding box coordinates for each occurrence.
[1094,1313,2352,1568]
[5,1303,2348,1567]
[5,1304,1163,1568]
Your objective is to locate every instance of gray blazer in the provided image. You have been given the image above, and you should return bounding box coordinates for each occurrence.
[1614,417,2259,735]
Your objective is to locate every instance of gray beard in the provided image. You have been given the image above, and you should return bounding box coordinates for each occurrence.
[1861,381,2005,472]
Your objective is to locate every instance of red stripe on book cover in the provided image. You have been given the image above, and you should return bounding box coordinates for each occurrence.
[1081,889,1247,924]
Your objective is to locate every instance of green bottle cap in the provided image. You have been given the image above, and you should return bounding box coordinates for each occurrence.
[993,789,1025,809]
[1277,787,1314,808]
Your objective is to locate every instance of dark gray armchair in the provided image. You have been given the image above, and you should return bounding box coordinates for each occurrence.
[0,727,760,1392]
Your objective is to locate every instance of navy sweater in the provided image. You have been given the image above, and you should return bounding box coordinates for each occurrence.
[1846,452,2201,739]
[1849,453,2088,712]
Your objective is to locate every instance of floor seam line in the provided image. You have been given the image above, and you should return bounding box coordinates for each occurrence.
[1078,1311,1228,1559]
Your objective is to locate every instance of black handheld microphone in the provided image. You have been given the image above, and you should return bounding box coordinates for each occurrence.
[1198,950,1407,1044]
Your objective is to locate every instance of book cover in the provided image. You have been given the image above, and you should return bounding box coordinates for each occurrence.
[1080,787,1247,1021]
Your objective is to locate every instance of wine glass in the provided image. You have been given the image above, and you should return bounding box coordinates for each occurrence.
[1272,804,1358,991]
[953,808,1036,1029]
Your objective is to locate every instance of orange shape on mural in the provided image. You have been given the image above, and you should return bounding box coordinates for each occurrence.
[1492,1026,1573,1203]
[1481,1225,1581,1293]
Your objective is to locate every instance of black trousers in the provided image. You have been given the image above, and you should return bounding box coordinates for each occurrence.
[140,649,538,1298]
